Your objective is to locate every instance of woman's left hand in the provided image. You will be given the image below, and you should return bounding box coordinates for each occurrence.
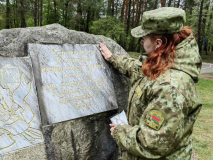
[110,123,118,136]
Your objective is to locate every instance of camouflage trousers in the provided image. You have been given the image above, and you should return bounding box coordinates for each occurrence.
[117,148,197,160]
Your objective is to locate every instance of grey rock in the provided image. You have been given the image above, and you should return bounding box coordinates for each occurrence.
[2,143,47,160]
[43,111,119,160]
[0,24,130,160]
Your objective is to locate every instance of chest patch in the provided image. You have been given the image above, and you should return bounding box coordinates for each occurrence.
[135,86,142,98]
[146,110,164,130]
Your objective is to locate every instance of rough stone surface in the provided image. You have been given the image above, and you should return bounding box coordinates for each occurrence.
[0,24,130,160]
[2,143,47,160]
[43,111,119,160]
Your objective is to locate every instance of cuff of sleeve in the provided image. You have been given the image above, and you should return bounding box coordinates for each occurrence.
[112,124,121,137]
[112,124,133,151]
[112,124,131,140]
[108,54,117,63]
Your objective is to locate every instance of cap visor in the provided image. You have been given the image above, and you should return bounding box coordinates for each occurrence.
[131,26,151,38]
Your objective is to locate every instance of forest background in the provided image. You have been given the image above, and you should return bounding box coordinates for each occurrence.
[0,0,212,54]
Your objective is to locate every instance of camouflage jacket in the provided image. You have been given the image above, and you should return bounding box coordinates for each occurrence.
[108,34,202,160]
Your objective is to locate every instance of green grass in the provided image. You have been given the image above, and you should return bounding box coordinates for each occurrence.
[128,52,213,159]
[196,79,213,107]
[206,72,213,76]
[193,78,213,159]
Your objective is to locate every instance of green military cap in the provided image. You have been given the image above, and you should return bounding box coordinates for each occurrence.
[131,7,186,38]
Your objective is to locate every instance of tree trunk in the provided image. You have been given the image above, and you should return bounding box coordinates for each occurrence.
[112,0,114,16]
[132,0,135,27]
[38,0,40,26]
[144,0,147,11]
[168,0,172,7]
[161,0,166,7]
[77,0,84,31]
[115,0,118,17]
[134,0,139,27]
[6,0,10,29]
[34,0,37,26]
[20,0,26,28]
[126,0,132,35]
[198,0,204,53]
[64,1,68,27]
[85,6,91,33]
[121,0,125,22]
[40,0,43,26]
[206,6,213,38]
[107,0,111,16]
[177,0,180,8]
[136,0,143,26]
[15,0,18,27]
[154,0,158,9]
[140,0,144,21]
[125,0,128,24]
[54,0,57,23]
[12,0,16,27]
[202,0,210,51]
[174,0,176,7]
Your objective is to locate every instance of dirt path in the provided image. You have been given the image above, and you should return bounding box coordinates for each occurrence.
[199,74,213,80]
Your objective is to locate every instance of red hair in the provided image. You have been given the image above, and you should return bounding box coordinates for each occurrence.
[142,26,193,80]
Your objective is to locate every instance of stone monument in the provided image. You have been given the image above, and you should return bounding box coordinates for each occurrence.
[0,24,130,160]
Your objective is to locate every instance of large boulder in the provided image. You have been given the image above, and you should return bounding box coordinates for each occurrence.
[0,24,130,160]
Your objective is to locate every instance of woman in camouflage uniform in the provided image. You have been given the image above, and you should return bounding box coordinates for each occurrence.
[100,7,202,160]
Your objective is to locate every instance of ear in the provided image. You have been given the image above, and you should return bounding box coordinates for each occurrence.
[155,39,162,48]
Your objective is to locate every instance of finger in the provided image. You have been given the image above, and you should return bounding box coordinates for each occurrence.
[102,45,107,50]
[111,128,115,136]
[110,127,114,132]
[110,124,117,127]
[100,43,105,48]
[100,45,106,51]
[100,43,107,49]
[99,44,103,51]
[101,50,106,56]
[100,46,106,53]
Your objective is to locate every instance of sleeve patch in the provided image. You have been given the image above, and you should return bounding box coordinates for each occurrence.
[146,110,164,130]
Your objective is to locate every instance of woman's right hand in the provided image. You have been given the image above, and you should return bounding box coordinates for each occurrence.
[99,43,112,61]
